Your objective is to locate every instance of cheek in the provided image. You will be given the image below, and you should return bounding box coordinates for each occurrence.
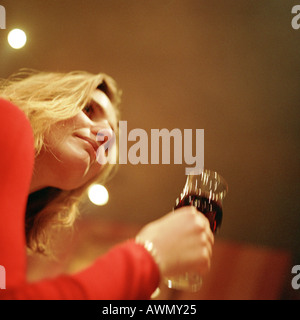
[45,118,74,147]
[45,128,91,177]
[43,115,105,188]
[45,116,83,158]
[56,136,91,170]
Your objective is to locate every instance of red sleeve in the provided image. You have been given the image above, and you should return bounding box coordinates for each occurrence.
[0,99,160,300]
[0,98,34,289]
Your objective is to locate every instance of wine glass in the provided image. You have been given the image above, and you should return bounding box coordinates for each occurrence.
[164,169,228,292]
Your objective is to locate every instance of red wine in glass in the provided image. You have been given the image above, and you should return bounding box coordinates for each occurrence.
[165,169,228,292]
[174,193,223,234]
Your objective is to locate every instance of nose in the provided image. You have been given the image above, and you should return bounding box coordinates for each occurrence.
[91,119,112,137]
[94,122,116,165]
[92,121,115,149]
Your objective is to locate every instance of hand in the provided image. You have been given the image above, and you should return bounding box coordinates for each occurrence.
[136,206,214,278]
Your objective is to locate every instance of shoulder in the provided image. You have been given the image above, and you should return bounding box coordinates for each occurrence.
[0,98,31,128]
[0,98,34,160]
[0,98,33,140]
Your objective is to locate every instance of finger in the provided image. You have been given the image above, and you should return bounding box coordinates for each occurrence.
[197,213,215,245]
[174,205,198,215]
[197,246,212,275]
[194,211,210,231]
[200,231,213,258]
[206,228,214,247]
[202,247,212,274]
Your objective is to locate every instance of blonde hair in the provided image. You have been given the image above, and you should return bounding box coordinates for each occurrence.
[0,69,122,254]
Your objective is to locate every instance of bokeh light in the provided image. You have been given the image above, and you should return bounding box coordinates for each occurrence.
[88,184,109,206]
[7,28,27,49]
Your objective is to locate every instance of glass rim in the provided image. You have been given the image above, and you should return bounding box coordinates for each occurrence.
[185,169,228,201]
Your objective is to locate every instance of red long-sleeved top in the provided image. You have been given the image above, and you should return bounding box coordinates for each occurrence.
[0,99,160,300]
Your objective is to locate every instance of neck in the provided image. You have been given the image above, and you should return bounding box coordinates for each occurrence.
[29,153,50,193]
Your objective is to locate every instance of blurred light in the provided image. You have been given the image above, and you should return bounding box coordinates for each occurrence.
[88,184,109,206]
[8,29,27,49]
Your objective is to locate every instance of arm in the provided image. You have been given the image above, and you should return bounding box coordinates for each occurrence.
[1,240,160,300]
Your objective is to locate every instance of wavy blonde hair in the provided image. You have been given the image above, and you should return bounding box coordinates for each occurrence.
[0,69,122,254]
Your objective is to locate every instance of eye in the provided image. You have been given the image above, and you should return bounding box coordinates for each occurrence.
[83,104,94,117]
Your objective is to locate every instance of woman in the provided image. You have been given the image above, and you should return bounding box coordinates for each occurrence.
[0,70,214,299]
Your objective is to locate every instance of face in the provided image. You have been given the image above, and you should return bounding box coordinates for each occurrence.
[32,89,117,192]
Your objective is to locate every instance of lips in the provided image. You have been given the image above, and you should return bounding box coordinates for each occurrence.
[74,134,100,158]
[80,136,100,153]
[74,132,113,163]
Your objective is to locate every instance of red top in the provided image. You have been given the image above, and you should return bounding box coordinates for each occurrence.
[0,99,160,300]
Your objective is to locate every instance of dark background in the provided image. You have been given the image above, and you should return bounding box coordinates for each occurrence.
[1,0,299,298]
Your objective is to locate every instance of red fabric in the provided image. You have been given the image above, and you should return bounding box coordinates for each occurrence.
[0,99,160,300]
